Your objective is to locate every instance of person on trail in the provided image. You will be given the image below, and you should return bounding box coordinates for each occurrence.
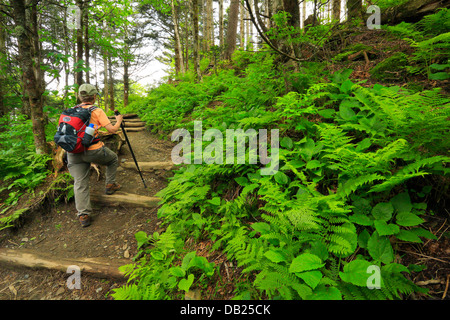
[67,84,124,227]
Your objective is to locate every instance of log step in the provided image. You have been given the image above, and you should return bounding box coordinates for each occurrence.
[113,118,144,123]
[121,161,175,171]
[91,192,161,208]
[108,113,138,119]
[125,127,146,132]
[114,121,146,127]
[0,248,127,279]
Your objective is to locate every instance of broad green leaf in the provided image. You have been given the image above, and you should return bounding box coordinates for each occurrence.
[391,192,412,214]
[295,270,322,289]
[135,231,148,249]
[410,228,437,240]
[251,222,271,235]
[234,176,249,186]
[150,250,165,261]
[374,220,400,236]
[396,230,423,243]
[178,274,194,292]
[340,79,355,94]
[367,231,394,264]
[306,285,342,300]
[350,213,373,226]
[339,259,373,287]
[371,202,393,221]
[290,283,313,299]
[339,102,356,120]
[382,263,410,275]
[396,212,424,227]
[207,197,221,206]
[309,241,329,261]
[274,171,289,185]
[306,160,322,170]
[317,109,335,119]
[357,229,371,249]
[264,249,288,263]
[289,253,324,273]
[170,267,186,278]
[280,137,293,149]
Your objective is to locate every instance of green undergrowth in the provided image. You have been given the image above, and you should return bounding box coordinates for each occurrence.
[112,14,450,301]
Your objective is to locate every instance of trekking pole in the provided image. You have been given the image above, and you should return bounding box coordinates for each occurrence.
[114,110,147,188]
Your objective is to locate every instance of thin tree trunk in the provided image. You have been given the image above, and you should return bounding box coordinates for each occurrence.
[347,0,362,22]
[332,0,341,21]
[240,2,245,49]
[108,55,114,111]
[75,0,84,87]
[123,22,129,108]
[172,0,185,74]
[302,0,306,28]
[192,0,200,80]
[246,0,253,49]
[0,9,6,119]
[84,5,90,84]
[184,12,189,71]
[62,5,70,102]
[225,0,239,60]
[206,0,213,51]
[219,0,224,48]
[12,0,48,154]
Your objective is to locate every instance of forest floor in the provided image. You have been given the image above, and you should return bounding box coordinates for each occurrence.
[0,124,176,300]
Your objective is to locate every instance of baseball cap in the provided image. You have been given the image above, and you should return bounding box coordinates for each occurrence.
[78,83,98,97]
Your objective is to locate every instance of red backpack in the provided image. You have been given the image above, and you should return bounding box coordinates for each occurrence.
[54,105,100,153]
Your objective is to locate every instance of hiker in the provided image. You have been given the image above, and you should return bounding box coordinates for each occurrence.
[67,84,124,227]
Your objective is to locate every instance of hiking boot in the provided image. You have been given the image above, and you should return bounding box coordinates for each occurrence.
[79,214,91,227]
[105,182,121,195]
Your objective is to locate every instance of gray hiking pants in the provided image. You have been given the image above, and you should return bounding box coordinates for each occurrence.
[67,146,118,216]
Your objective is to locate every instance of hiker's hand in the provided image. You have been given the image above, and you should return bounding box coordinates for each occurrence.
[115,114,123,123]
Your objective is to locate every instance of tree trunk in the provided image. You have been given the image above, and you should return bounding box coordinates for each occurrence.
[108,55,114,111]
[246,2,251,49]
[75,0,84,87]
[172,0,185,74]
[62,6,70,102]
[184,13,189,71]
[347,0,362,21]
[103,22,109,111]
[381,0,449,25]
[332,0,340,21]
[192,0,200,80]
[219,0,224,48]
[123,60,129,108]
[302,0,306,28]
[206,0,213,51]
[0,10,6,119]
[240,2,245,49]
[123,24,130,108]
[225,0,239,60]
[84,6,90,84]
[12,0,48,154]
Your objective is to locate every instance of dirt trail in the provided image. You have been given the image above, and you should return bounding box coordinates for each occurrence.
[0,117,175,300]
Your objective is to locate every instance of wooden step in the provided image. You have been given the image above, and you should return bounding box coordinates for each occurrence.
[121,161,175,171]
[108,113,138,119]
[91,192,161,208]
[0,248,127,279]
[114,118,143,123]
[125,127,146,132]
[123,121,146,127]
[111,121,145,127]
